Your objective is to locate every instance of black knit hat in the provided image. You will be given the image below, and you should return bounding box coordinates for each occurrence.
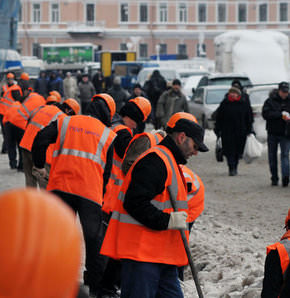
[85,100,111,126]
[119,101,144,124]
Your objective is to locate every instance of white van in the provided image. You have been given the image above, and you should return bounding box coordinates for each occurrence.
[21,56,45,79]
[137,67,181,87]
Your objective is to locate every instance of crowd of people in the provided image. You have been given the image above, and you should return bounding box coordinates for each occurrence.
[0,69,289,298]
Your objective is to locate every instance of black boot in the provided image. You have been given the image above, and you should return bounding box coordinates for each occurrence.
[229,166,235,176]
[282,176,289,187]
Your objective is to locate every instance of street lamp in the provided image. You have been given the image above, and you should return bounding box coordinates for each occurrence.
[156,44,160,61]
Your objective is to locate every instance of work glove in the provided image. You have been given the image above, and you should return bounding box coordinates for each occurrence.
[167,211,188,230]
[32,166,48,181]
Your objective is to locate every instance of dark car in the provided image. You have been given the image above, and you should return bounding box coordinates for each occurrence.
[196,73,253,90]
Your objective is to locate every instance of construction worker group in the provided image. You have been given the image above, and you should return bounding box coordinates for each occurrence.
[0,72,288,298]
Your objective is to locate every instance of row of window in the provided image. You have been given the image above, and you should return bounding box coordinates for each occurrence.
[121,2,289,23]
[22,2,290,24]
[120,43,206,58]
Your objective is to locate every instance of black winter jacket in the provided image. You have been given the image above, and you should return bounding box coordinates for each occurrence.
[214,95,253,157]
[262,89,290,137]
[123,135,187,231]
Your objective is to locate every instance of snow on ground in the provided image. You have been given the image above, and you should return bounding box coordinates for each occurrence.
[0,130,289,298]
[183,130,289,298]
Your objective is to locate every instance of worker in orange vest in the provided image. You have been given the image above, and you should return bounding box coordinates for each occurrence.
[0,72,18,154]
[31,94,116,298]
[262,209,290,297]
[20,95,80,188]
[0,72,16,96]
[99,130,164,296]
[2,80,33,170]
[122,130,205,282]
[102,97,151,216]
[101,112,208,298]
[0,187,84,298]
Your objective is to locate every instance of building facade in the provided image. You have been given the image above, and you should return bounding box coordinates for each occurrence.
[18,0,290,60]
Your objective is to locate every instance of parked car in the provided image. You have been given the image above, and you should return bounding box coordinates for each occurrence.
[196,73,253,89]
[137,67,181,87]
[189,85,229,129]
[183,74,207,100]
[177,69,209,86]
[246,84,277,143]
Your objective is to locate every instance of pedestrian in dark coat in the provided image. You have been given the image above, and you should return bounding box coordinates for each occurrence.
[34,71,48,97]
[92,70,104,93]
[262,82,290,187]
[214,86,253,176]
[47,71,64,97]
[107,76,128,113]
[143,70,167,128]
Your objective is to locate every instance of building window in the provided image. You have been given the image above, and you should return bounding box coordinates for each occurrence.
[32,3,41,23]
[18,4,22,22]
[86,4,95,25]
[159,44,167,55]
[217,3,226,22]
[51,3,59,23]
[159,3,167,23]
[120,43,128,51]
[139,44,148,58]
[139,3,148,22]
[198,3,207,23]
[120,3,129,22]
[33,43,40,58]
[178,3,187,23]
[238,3,247,22]
[279,2,288,22]
[178,44,187,56]
[258,3,268,22]
[196,43,206,57]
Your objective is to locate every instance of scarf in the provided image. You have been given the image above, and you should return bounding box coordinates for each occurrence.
[228,94,241,102]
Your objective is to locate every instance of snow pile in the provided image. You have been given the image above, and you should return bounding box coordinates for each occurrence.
[215,30,289,85]
[183,214,265,298]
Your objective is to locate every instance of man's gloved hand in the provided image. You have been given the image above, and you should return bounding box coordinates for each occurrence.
[167,211,188,230]
[32,166,48,181]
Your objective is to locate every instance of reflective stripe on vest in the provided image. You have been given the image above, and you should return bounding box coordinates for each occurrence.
[267,238,290,277]
[157,146,180,206]
[53,116,112,169]
[183,171,201,197]
[29,111,63,130]
[281,239,290,279]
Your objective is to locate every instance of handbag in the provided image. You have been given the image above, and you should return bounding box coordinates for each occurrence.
[215,137,223,162]
[243,133,263,164]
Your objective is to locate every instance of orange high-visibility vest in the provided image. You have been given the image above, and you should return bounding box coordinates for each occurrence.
[181,165,205,223]
[0,84,21,116]
[102,123,133,214]
[0,96,14,116]
[101,145,189,266]
[6,92,46,130]
[267,237,290,277]
[3,84,22,99]
[47,115,116,206]
[20,105,64,152]
[2,101,22,125]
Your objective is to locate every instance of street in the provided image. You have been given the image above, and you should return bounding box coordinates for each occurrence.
[0,131,289,297]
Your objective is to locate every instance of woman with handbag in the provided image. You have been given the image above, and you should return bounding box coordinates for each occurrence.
[214,87,253,176]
